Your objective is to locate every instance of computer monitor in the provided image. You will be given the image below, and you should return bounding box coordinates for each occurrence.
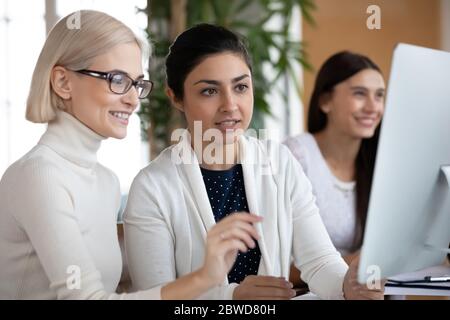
[358,43,450,284]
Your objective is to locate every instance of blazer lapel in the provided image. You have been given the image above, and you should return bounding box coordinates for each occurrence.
[239,136,273,275]
[174,131,216,234]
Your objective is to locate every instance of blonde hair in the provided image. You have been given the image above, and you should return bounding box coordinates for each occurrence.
[26,10,150,123]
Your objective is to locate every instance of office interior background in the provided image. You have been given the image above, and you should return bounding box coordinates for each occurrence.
[0,0,449,199]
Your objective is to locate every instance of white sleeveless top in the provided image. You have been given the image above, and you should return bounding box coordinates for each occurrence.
[283,133,356,255]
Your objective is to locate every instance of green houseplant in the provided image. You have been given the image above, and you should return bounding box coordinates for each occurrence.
[138,0,315,158]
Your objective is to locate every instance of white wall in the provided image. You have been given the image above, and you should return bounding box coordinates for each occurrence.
[0,0,47,178]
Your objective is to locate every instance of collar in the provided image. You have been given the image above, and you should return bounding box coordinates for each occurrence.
[38,110,105,168]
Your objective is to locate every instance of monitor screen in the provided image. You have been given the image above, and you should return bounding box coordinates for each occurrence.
[358,43,450,284]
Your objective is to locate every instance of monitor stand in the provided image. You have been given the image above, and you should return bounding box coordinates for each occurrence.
[424,165,450,254]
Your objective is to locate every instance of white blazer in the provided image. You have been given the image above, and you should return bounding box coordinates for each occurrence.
[124,132,348,299]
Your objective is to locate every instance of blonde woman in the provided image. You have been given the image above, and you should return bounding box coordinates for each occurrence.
[0,10,261,300]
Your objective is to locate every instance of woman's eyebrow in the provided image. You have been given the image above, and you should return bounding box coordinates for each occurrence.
[232,74,250,83]
[109,69,145,79]
[194,79,220,86]
[350,86,369,91]
[350,86,385,92]
[194,74,250,86]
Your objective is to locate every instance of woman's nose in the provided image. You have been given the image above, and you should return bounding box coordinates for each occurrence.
[220,91,238,113]
[122,86,140,110]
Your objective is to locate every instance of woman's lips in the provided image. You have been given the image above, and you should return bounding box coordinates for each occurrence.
[109,111,131,126]
[215,119,241,131]
[354,116,377,128]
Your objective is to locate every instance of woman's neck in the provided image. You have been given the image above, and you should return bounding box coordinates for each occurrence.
[314,128,361,182]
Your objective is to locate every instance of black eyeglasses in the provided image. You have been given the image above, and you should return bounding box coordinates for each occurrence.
[74,69,153,99]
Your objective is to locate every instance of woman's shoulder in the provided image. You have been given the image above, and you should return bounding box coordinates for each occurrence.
[2,144,118,189]
[141,143,177,170]
[0,146,74,211]
[282,132,318,167]
[2,145,61,180]
[283,132,316,153]
[131,144,180,188]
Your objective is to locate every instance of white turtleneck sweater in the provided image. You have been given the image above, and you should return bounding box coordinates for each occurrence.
[0,111,160,299]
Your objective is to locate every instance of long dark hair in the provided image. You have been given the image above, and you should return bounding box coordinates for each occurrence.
[165,23,252,100]
[308,51,382,249]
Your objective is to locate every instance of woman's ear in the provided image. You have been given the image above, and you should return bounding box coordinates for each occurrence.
[51,66,72,100]
[166,87,184,113]
[318,92,332,113]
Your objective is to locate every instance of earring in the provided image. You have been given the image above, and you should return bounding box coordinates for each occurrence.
[321,105,330,113]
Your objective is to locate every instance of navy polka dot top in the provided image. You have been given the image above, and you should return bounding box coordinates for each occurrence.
[200,164,261,284]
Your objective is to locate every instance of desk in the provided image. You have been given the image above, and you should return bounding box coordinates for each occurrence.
[293,265,450,300]
[384,265,450,298]
[385,286,450,297]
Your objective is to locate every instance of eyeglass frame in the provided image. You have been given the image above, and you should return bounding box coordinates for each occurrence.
[74,69,154,99]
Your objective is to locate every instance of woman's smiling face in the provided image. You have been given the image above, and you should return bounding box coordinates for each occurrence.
[322,69,385,139]
[64,42,144,139]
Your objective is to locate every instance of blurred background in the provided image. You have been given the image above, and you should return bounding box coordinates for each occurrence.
[0,0,449,198]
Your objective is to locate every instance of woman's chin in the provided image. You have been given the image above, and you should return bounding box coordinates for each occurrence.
[108,128,128,139]
[353,128,376,139]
